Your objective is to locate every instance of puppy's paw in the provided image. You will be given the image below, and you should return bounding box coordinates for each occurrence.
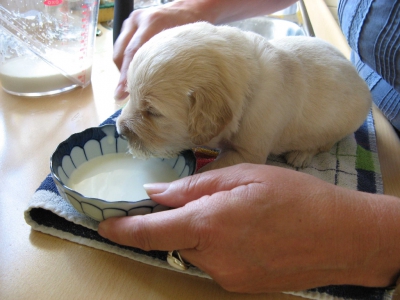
[285,150,316,168]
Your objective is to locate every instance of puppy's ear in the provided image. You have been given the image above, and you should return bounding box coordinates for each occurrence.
[188,85,233,145]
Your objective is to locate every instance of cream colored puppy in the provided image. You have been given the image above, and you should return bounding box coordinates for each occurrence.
[117,22,371,171]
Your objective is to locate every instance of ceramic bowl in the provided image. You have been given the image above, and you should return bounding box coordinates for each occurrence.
[50,124,196,222]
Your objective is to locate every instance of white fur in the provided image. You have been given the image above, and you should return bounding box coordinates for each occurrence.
[117,22,372,171]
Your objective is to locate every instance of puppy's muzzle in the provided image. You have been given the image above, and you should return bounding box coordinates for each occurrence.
[117,124,149,157]
[116,121,138,142]
[115,119,131,140]
[118,133,128,140]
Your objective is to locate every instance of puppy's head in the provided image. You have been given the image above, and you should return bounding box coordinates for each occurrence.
[117,22,252,158]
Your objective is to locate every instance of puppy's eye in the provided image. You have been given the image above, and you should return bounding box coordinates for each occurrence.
[145,108,162,117]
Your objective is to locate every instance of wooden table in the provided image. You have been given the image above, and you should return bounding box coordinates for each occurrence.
[1,1,400,299]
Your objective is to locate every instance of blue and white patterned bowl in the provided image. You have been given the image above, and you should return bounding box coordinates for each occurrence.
[50,124,196,222]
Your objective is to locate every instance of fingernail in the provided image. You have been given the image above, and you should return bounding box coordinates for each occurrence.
[143,182,171,196]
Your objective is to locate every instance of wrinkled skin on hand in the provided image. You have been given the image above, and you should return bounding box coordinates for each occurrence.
[99,163,400,293]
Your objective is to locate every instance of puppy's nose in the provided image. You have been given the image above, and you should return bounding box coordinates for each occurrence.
[116,119,139,142]
[116,119,129,139]
[119,133,127,140]
[118,126,129,140]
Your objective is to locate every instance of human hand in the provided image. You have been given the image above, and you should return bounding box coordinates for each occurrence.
[98,163,399,292]
[113,2,204,100]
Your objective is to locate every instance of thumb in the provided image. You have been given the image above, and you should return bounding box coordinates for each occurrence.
[98,203,203,251]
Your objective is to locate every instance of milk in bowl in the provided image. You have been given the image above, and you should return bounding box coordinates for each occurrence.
[50,124,196,221]
[68,153,180,202]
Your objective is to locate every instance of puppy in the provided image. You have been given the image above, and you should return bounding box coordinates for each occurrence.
[117,22,371,172]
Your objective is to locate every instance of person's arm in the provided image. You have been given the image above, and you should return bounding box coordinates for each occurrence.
[98,164,400,292]
[113,0,297,100]
[175,0,297,24]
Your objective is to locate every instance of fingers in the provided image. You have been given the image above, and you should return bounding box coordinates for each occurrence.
[112,3,202,100]
[98,164,267,251]
[114,24,158,100]
[98,201,205,251]
[113,8,169,100]
[144,163,266,207]
[112,14,139,100]
[113,13,137,70]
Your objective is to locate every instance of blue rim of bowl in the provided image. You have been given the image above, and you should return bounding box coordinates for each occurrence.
[50,124,196,204]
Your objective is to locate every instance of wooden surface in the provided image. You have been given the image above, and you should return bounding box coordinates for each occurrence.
[1,2,400,298]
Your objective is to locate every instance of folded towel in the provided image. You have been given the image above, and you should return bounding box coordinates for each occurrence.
[25,109,394,300]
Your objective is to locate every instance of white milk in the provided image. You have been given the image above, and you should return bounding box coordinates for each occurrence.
[68,153,180,202]
[0,56,92,95]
